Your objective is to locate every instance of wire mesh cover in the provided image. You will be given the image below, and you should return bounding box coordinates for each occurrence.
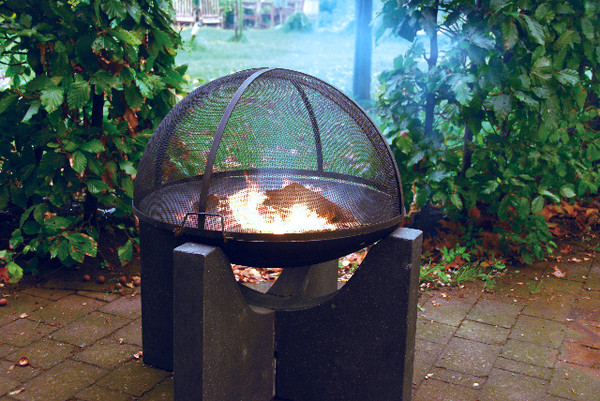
[133,68,403,263]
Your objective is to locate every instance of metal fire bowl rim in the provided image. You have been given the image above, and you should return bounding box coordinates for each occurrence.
[133,202,402,243]
[133,168,403,240]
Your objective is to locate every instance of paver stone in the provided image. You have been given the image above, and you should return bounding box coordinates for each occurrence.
[413,378,479,401]
[435,337,501,376]
[49,311,130,348]
[509,315,566,349]
[501,338,558,368]
[479,368,548,401]
[12,359,106,401]
[467,299,521,328]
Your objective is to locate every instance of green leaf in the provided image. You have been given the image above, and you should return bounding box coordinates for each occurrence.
[560,186,575,198]
[0,93,18,113]
[541,190,560,203]
[498,195,510,221]
[119,160,136,176]
[40,87,64,112]
[111,28,142,45]
[118,240,134,266]
[126,2,142,23]
[450,193,463,210]
[493,94,511,120]
[39,152,66,175]
[87,179,109,194]
[533,86,551,99]
[470,31,495,50]
[33,203,49,224]
[515,91,539,109]
[555,69,579,86]
[531,196,544,214]
[80,139,104,154]
[56,238,71,262]
[22,101,40,122]
[430,170,452,182]
[553,30,579,50]
[501,20,519,50]
[19,205,35,228]
[68,233,97,262]
[534,3,553,20]
[581,18,594,40]
[490,0,509,12]
[124,84,143,108]
[91,70,120,93]
[6,261,23,281]
[101,0,127,19]
[67,77,91,109]
[23,220,41,235]
[522,250,533,265]
[518,197,530,217]
[43,216,73,234]
[72,151,87,174]
[521,14,546,45]
[454,81,473,106]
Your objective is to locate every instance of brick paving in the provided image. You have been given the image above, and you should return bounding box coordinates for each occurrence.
[0,248,598,400]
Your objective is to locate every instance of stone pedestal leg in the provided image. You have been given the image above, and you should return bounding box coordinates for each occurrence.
[173,243,275,401]
[274,227,423,401]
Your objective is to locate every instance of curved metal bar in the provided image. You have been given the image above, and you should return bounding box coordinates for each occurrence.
[174,212,227,241]
[196,67,274,228]
[292,81,323,172]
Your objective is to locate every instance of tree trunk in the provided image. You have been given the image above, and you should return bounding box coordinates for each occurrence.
[353,0,372,102]
[423,2,438,140]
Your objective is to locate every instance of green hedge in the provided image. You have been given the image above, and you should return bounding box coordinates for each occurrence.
[0,0,187,281]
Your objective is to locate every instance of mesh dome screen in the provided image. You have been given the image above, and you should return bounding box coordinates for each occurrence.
[133,68,403,236]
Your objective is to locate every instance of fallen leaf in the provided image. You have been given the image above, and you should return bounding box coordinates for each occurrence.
[431,301,440,307]
[571,258,582,262]
[18,356,29,367]
[440,293,448,298]
[134,351,143,359]
[560,245,573,255]
[8,388,25,396]
[552,265,568,278]
[19,312,29,319]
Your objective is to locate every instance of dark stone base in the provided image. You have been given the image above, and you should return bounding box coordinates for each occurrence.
[144,226,422,400]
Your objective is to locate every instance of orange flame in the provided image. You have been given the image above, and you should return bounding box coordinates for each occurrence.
[227,181,335,234]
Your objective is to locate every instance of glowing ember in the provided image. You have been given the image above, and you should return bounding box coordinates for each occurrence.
[227,184,337,234]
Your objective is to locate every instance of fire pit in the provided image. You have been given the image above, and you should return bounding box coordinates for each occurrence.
[134,68,422,401]
[133,67,404,267]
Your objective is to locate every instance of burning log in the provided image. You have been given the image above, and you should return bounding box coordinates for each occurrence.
[262,183,356,225]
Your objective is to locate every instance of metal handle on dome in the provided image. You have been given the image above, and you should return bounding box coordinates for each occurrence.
[175,212,228,242]
[195,67,274,229]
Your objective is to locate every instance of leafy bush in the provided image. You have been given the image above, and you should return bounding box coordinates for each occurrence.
[378,0,600,263]
[0,0,186,281]
[283,12,313,32]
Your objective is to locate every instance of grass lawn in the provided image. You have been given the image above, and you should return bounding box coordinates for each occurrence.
[175,26,410,101]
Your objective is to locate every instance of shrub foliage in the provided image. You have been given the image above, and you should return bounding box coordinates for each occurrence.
[378,0,600,262]
[0,0,186,281]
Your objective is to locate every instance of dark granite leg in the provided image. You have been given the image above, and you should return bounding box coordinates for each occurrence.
[173,242,275,401]
[274,227,423,401]
[139,220,180,371]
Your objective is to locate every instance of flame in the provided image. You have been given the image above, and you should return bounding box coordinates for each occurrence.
[227,182,336,234]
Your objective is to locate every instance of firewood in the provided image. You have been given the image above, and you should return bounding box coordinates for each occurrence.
[262,183,355,224]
